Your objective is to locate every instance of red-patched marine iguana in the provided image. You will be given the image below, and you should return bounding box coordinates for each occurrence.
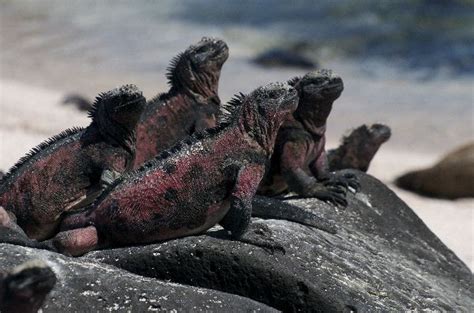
[133,37,229,168]
[0,85,146,241]
[257,70,359,206]
[51,83,299,256]
[327,123,391,172]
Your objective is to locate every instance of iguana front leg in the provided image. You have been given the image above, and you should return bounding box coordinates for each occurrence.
[280,141,347,206]
[220,164,262,238]
[310,151,360,192]
[60,169,122,220]
[220,164,284,253]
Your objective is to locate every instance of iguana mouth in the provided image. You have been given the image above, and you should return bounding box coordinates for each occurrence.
[113,97,145,111]
[369,124,392,142]
[321,83,343,95]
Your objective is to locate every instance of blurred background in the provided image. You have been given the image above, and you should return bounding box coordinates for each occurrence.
[0,0,473,268]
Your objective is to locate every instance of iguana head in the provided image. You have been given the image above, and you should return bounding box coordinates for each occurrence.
[292,69,344,129]
[242,83,299,153]
[166,37,229,103]
[365,124,391,146]
[340,124,391,171]
[342,124,391,150]
[89,84,147,152]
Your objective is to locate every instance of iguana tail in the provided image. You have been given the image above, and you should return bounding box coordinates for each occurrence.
[59,208,94,231]
[251,195,337,234]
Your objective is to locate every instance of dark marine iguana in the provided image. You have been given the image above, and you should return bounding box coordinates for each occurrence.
[258,70,359,206]
[133,37,229,168]
[51,83,299,256]
[328,124,391,172]
[0,85,146,241]
[0,260,56,313]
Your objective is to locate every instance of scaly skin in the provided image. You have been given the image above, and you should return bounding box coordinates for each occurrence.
[133,37,229,168]
[0,260,56,313]
[51,83,299,256]
[258,70,359,206]
[328,124,391,172]
[0,85,146,240]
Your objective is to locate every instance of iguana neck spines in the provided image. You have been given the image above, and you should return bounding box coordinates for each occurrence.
[133,37,229,168]
[0,85,146,240]
[52,83,299,256]
[328,124,391,172]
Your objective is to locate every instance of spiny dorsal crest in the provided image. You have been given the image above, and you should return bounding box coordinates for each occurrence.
[0,127,84,188]
[113,94,248,188]
[88,84,142,120]
[218,93,247,126]
[165,51,188,88]
[287,76,301,87]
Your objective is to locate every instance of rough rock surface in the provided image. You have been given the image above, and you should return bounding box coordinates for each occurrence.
[0,244,276,312]
[87,170,473,312]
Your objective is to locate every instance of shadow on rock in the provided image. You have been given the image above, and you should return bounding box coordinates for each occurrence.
[0,244,276,312]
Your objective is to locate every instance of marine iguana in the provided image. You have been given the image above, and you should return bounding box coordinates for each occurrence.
[52,83,299,256]
[328,124,391,172]
[0,85,146,241]
[133,37,229,168]
[258,70,359,206]
[0,260,56,313]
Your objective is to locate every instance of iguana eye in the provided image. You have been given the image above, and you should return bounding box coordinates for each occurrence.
[268,91,278,99]
[312,78,326,85]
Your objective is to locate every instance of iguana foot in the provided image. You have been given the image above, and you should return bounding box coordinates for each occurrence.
[237,222,285,254]
[48,226,98,257]
[300,183,348,207]
[322,172,360,192]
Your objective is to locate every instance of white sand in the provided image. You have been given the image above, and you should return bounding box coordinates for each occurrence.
[0,78,472,270]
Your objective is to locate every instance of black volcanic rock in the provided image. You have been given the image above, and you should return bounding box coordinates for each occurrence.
[0,244,276,312]
[86,170,473,312]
